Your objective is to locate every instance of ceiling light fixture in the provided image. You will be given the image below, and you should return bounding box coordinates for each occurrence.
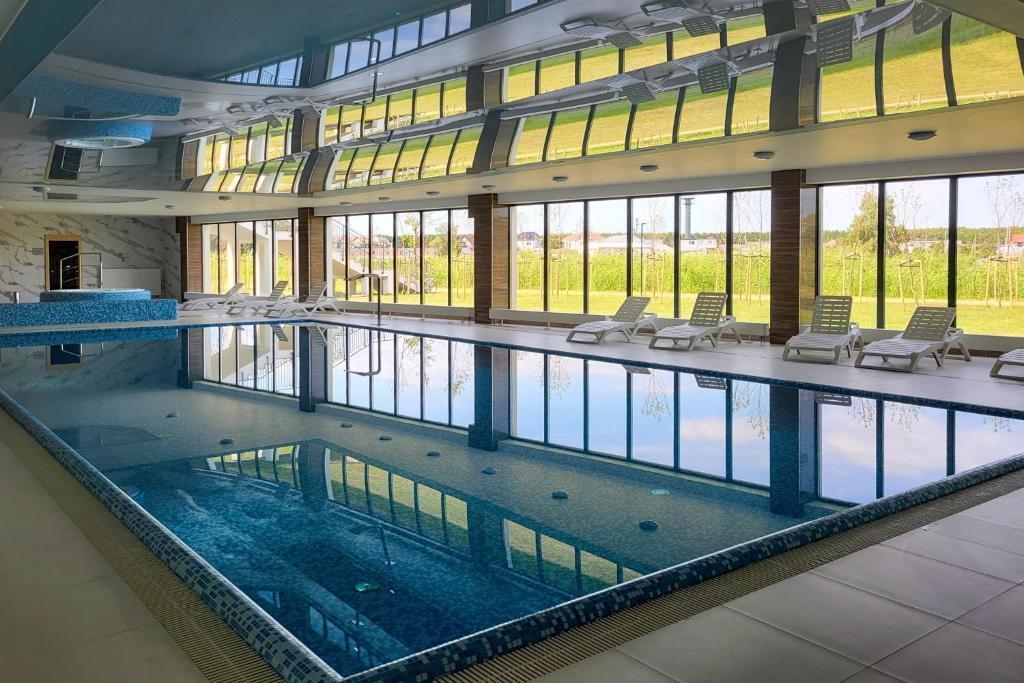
[218,195,231,201]
[481,184,496,190]
[641,2,721,37]
[552,175,569,183]
[806,0,851,16]
[426,191,440,196]
[378,196,391,201]
[640,164,658,173]
[338,201,353,206]
[907,130,937,142]
[165,204,176,210]
[560,18,642,48]
[753,150,776,160]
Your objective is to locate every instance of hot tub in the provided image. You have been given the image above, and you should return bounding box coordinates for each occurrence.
[39,288,151,303]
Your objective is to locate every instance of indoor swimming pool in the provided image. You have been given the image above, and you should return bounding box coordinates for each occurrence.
[0,323,1021,682]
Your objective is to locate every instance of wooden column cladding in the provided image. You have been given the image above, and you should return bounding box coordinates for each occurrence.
[469,193,510,324]
[769,169,817,344]
[297,207,326,299]
[175,216,202,301]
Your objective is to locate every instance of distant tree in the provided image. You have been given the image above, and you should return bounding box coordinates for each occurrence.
[984,176,1024,251]
[846,189,903,255]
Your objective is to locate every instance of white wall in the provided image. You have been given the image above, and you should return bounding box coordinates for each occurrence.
[0,212,179,301]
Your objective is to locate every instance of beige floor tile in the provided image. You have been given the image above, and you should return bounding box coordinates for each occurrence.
[874,622,1024,683]
[727,573,945,665]
[619,607,863,682]
[812,544,1013,619]
[882,527,1024,582]
[0,575,156,658]
[0,623,208,683]
[958,585,1024,646]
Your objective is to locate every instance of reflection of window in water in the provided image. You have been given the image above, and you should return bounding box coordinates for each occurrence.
[732,381,769,439]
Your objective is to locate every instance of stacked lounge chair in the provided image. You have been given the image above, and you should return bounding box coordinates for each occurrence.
[179,283,245,311]
[263,281,340,318]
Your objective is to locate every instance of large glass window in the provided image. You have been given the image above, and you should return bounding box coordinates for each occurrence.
[421,12,447,45]
[513,205,545,311]
[203,221,296,297]
[395,20,420,55]
[678,86,728,141]
[731,66,772,135]
[371,213,395,302]
[731,190,771,322]
[396,212,421,304]
[678,193,727,316]
[629,92,677,149]
[442,77,467,117]
[421,131,457,178]
[588,199,628,314]
[820,184,880,328]
[950,15,1024,105]
[395,137,427,182]
[673,29,721,60]
[726,13,766,44]
[884,179,949,329]
[819,30,876,122]
[387,90,414,129]
[538,54,576,94]
[547,202,584,313]
[414,84,442,124]
[632,197,675,317]
[505,61,537,102]
[451,209,474,307]
[546,108,588,160]
[882,13,946,115]
[956,174,1024,335]
[585,101,631,156]
[347,215,371,298]
[579,44,619,84]
[623,35,667,72]
[369,141,402,185]
[448,127,481,174]
[510,114,551,165]
[423,211,450,305]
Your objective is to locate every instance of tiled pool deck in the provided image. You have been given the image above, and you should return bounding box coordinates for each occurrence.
[0,312,1021,682]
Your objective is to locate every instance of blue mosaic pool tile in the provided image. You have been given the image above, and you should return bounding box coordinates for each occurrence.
[0,299,177,327]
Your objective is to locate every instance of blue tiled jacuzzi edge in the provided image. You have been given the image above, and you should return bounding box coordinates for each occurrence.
[0,299,177,327]
[2,382,1024,683]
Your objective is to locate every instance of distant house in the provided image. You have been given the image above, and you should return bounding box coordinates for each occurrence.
[903,239,944,253]
[560,232,588,252]
[517,231,541,250]
[998,233,1024,256]
[679,238,720,254]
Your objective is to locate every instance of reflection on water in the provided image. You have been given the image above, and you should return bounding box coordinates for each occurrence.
[1,323,1022,679]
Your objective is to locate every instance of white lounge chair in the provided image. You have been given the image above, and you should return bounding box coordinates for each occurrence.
[855,306,958,372]
[226,280,290,316]
[783,295,861,363]
[180,283,245,311]
[991,349,1024,381]
[566,296,653,344]
[649,292,737,350]
[264,282,340,318]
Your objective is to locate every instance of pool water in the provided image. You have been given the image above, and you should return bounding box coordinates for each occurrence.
[0,323,1021,679]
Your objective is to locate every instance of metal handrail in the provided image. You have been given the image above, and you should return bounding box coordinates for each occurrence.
[59,252,103,289]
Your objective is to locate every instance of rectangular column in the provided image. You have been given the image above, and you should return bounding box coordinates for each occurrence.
[469,193,510,324]
[769,170,817,344]
[297,208,326,299]
[175,216,202,301]
[468,345,511,451]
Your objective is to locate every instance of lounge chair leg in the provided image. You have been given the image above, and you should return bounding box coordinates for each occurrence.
[855,351,866,367]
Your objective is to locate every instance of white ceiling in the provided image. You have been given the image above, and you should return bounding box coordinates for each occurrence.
[2,97,1023,220]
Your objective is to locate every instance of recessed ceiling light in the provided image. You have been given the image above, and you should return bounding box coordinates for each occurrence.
[218,195,231,201]
[752,150,776,160]
[481,184,496,190]
[552,175,569,183]
[164,204,176,210]
[640,164,658,173]
[338,201,352,206]
[426,191,440,197]
[907,130,937,142]
[378,196,391,202]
